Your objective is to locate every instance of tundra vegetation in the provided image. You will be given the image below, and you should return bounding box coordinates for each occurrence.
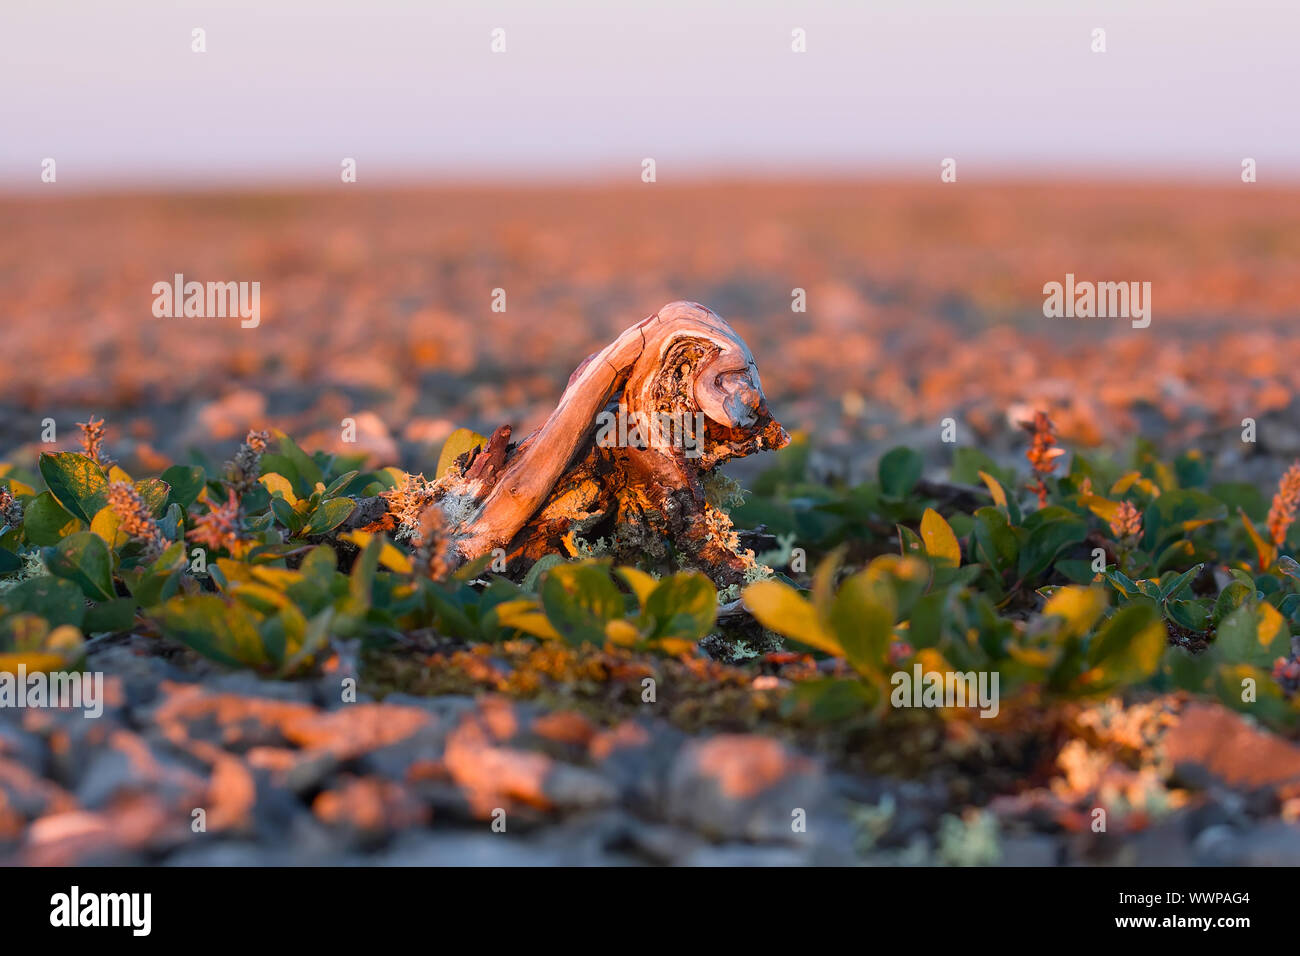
[4,403,1300,734]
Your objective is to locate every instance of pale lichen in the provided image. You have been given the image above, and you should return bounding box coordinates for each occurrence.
[380,472,440,541]
[936,810,1001,866]
[567,534,610,559]
[702,471,747,511]
[0,550,48,595]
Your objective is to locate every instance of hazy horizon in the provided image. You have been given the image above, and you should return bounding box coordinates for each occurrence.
[3,0,1297,191]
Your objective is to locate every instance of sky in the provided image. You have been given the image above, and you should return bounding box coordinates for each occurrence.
[2,0,1297,189]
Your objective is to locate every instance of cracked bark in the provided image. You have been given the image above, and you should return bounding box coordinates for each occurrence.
[411,301,790,587]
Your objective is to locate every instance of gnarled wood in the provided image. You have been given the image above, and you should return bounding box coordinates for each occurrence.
[413,302,790,586]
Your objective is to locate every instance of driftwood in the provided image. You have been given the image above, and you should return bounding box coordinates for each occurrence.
[406,301,789,587]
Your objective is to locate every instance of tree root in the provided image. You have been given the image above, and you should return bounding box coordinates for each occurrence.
[392,301,790,586]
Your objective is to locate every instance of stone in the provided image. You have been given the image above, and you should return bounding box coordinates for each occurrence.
[1162,702,1300,793]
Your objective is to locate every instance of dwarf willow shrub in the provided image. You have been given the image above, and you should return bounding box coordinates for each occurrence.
[1,425,1299,730]
[0,431,717,675]
[737,441,1300,725]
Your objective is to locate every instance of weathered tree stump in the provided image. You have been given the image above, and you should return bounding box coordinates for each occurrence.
[404,302,789,587]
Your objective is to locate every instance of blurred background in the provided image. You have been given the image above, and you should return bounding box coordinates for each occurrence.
[2,0,1298,483]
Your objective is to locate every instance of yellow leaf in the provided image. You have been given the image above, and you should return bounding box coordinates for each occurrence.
[977,470,1007,509]
[1110,471,1161,498]
[249,566,302,589]
[214,558,255,585]
[604,619,642,646]
[654,638,696,657]
[615,567,658,609]
[742,579,843,656]
[89,505,129,549]
[4,479,35,498]
[231,582,293,613]
[914,647,953,674]
[495,599,562,640]
[338,531,413,574]
[436,428,488,480]
[1042,586,1107,637]
[811,548,845,619]
[1006,645,1059,669]
[107,465,133,484]
[1240,509,1275,572]
[260,472,298,506]
[45,625,84,655]
[920,508,961,568]
[1258,602,1286,648]
[1079,493,1122,526]
[0,653,67,674]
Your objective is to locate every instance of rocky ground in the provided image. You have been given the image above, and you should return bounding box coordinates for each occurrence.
[2,182,1299,484]
[5,181,1300,865]
[4,631,1300,866]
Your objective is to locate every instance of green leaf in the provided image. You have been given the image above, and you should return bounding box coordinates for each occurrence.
[125,540,188,608]
[272,432,325,496]
[436,428,488,480]
[786,677,876,722]
[159,503,184,541]
[951,448,1012,488]
[133,478,171,518]
[302,497,356,536]
[281,607,335,676]
[270,497,303,534]
[0,548,20,575]
[973,507,1019,572]
[1142,490,1227,550]
[83,597,137,633]
[150,595,270,669]
[1159,563,1203,601]
[826,571,896,678]
[1152,538,1197,574]
[523,554,566,592]
[1017,516,1088,579]
[1163,644,1213,692]
[348,533,384,607]
[1211,482,1268,522]
[161,465,206,510]
[878,447,923,498]
[43,531,115,601]
[0,576,85,627]
[642,572,716,642]
[1084,604,1166,688]
[1166,599,1209,633]
[22,492,81,546]
[897,524,925,561]
[259,455,300,493]
[38,452,108,523]
[540,563,625,646]
[1214,603,1288,668]
[323,470,360,498]
[1174,451,1211,489]
[1103,569,1139,599]
[906,591,946,649]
